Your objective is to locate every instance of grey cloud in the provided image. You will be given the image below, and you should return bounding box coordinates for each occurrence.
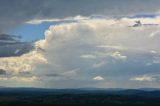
[0,34,34,57]
[0,69,6,75]
[44,73,62,77]
[0,34,21,42]
[1,0,160,32]
[18,71,31,76]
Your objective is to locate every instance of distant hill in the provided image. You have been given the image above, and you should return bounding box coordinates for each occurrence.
[0,88,159,106]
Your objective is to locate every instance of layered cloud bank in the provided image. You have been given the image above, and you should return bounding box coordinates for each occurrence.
[1,16,160,88]
[1,0,160,33]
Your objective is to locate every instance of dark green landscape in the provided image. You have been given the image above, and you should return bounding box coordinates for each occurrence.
[0,88,159,106]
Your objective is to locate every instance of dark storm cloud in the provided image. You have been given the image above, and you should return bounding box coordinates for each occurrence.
[0,0,160,32]
[0,34,34,57]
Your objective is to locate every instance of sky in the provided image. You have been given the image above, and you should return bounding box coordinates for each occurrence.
[1,0,160,88]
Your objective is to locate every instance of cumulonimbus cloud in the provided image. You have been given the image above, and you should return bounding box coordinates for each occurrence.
[2,16,160,88]
[29,17,160,87]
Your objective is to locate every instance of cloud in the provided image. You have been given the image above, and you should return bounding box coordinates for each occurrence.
[18,71,31,76]
[110,51,127,61]
[93,76,104,81]
[81,54,97,59]
[1,0,160,33]
[2,15,160,88]
[130,75,155,81]
[92,62,106,68]
[28,17,160,88]
[130,74,160,82]
[0,33,47,85]
[146,52,160,65]
[0,76,37,82]
[97,45,127,51]
[0,34,20,41]
[1,0,160,88]
[150,50,157,54]
[149,30,160,37]
[0,69,6,75]
[0,50,47,74]
[0,34,34,57]
[43,73,62,77]
[26,15,89,24]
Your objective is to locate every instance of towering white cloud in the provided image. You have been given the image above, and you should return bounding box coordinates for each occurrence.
[29,17,160,88]
[2,16,160,88]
